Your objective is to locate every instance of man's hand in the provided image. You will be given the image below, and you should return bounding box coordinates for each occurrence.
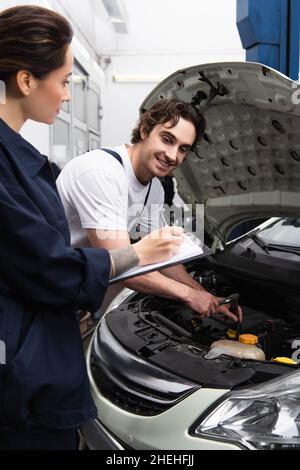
[215,296,243,322]
[184,289,242,322]
[215,304,243,322]
[184,289,219,317]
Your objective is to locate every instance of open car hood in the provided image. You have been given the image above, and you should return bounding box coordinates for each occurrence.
[141,62,300,244]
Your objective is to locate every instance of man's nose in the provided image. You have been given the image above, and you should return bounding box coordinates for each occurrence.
[166,146,178,162]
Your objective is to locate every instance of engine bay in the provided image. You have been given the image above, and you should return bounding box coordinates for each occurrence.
[136,260,300,362]
[103,258,300,389]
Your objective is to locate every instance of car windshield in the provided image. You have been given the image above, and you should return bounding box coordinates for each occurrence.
[256,218,300,248]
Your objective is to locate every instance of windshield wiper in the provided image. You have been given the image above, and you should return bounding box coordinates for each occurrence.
[248,234,270,253]
[249,234,300,256]
[266,243,300,256]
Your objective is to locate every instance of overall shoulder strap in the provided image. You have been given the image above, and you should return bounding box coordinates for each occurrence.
[100,147,123,166]
[100,147,152,209]
[143,180,152,207]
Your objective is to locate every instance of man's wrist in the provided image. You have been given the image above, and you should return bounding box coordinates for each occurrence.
[194,283,207,292]
[178,285,193,303]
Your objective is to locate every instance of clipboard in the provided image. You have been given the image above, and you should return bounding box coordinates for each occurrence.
[109,233,211,284]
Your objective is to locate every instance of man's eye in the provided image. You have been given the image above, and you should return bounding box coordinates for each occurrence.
[162,136,171,143]
[64,80,70,86]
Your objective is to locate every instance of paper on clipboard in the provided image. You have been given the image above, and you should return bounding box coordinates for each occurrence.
[109,233,210,284]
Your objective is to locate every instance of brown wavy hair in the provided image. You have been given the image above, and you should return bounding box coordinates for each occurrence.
[0,5,73,84]
[132,99,206,149]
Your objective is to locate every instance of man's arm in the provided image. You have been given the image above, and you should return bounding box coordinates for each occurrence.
[160,264,207,291]
[87,229,241,320]
[160,264,243,321]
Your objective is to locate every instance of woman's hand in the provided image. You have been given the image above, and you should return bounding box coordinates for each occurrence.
[133,226,184,266]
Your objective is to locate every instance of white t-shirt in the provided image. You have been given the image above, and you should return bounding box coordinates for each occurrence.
[57,145,165,247]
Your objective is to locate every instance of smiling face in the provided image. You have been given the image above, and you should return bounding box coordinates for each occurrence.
[138,117,196,181]
[21,45,73,125]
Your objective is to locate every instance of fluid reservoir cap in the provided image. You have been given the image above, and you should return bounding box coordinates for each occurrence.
[239,334,258,345]
[272,357,297,365]
[226,329,238,339]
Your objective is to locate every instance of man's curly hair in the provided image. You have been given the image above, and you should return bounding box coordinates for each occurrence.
[131,98,206,149]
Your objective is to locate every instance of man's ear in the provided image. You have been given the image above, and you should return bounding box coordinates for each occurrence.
[15,70,36,97]
[140,125,148,140]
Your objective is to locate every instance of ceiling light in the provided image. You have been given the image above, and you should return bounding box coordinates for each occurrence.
[102,0,128,33]
[113,74,165,83]
[110,17,124,24]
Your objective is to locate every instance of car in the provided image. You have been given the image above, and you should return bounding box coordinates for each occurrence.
[82,62,300,450]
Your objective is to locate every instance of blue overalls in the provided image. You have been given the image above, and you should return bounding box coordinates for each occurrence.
[0,118,111,448]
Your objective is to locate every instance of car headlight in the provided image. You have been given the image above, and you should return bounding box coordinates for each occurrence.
[193,370,300,450]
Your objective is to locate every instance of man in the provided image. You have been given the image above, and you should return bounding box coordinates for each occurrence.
[57,99,241,320]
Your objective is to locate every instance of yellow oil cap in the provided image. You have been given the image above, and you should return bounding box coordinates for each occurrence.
[239,334,258,345]
[272,357,297,365]
[226,329,238,340]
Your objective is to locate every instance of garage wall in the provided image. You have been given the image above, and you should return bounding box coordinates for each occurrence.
[0,0,244,154]
[0,0,106,159]
[100,0,245,145]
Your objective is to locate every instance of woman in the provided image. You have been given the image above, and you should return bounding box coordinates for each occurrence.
[0,5,182,450]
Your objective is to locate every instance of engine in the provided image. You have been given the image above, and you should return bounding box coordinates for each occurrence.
[139,266,300,362]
